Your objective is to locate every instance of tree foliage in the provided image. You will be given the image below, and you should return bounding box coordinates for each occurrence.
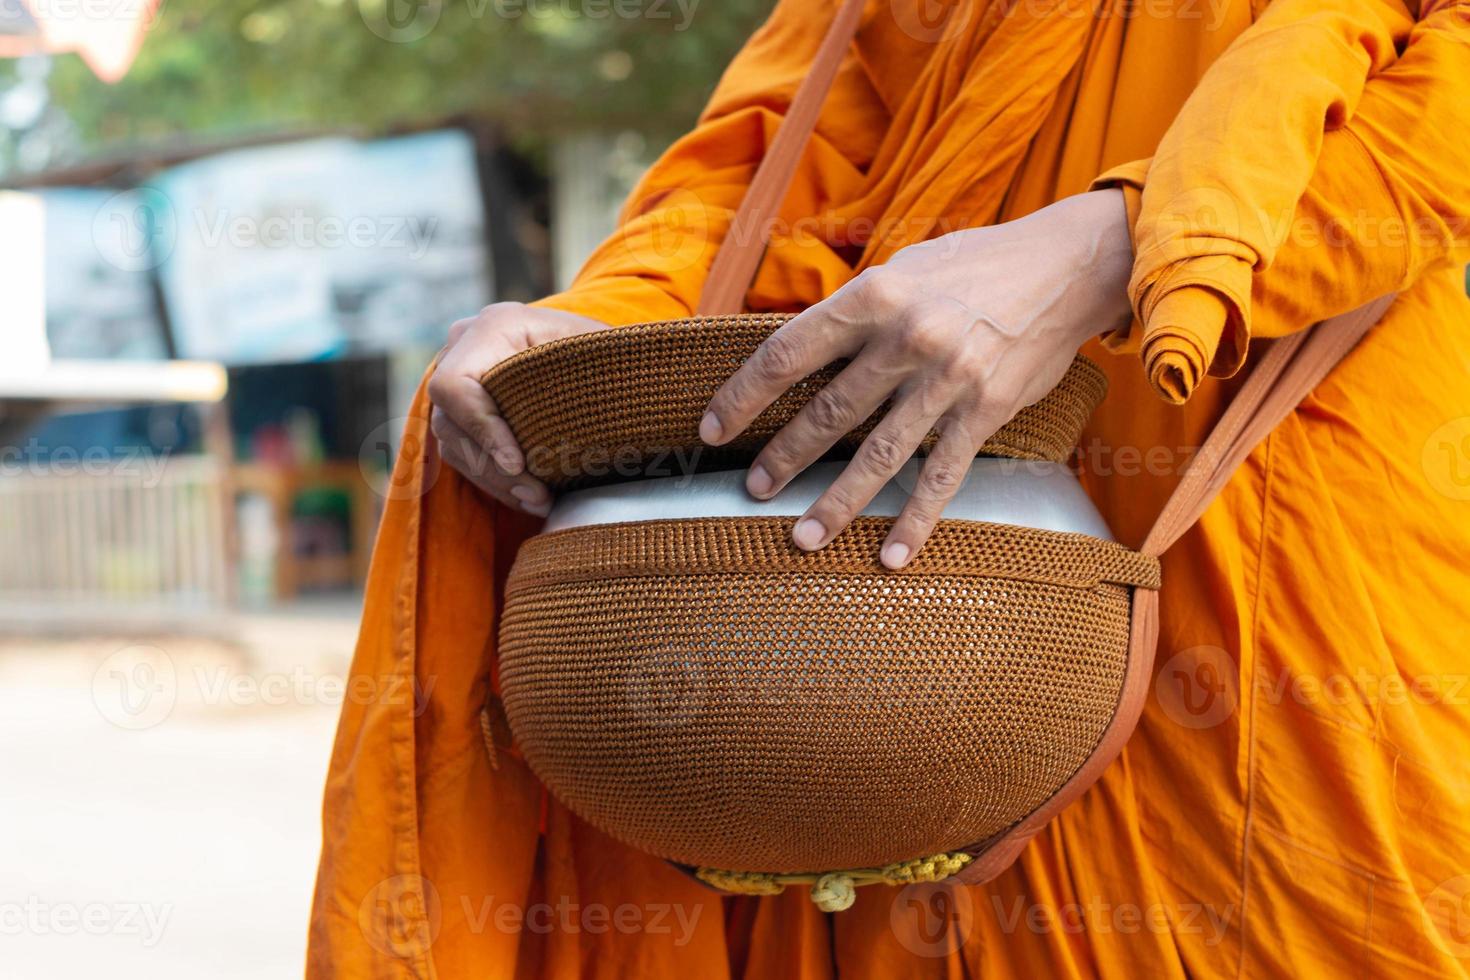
[38,0,771,155]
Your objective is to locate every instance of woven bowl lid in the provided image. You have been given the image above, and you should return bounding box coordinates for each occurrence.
[482,314,1107,492]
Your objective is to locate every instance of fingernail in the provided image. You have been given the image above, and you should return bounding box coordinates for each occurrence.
[511,485,547,516]
[747,464,773,497]
[881,542,910,569]
[495,451,523,476]
[793,517,827,551]
[699,412,723,445]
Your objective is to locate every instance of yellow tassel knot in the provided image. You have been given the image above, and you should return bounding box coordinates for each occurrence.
[810,874,856,912]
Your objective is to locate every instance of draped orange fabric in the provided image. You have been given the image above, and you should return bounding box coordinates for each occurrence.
[308,1,1470,976]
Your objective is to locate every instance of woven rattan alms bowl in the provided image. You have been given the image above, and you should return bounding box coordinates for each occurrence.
[498,514,1159,874]
[482,314,1108,491]
[489,315,1161,909]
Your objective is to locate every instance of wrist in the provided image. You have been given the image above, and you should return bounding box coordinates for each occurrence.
[1058,191,1134,348]
[1068,189,1135,344]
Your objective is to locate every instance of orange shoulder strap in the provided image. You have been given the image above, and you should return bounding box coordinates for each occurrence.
[695,0,867,316]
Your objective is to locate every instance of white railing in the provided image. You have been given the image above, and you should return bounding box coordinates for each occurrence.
[0,454,231,615]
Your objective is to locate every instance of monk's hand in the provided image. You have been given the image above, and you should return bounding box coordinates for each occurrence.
[700,189,1134,568]
[428,302,613,515]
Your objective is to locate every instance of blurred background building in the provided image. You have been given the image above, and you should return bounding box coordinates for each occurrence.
[0,2,764,975]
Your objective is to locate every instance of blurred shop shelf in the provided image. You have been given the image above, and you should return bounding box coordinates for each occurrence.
[231,461,378,601]
[0,358,236,624]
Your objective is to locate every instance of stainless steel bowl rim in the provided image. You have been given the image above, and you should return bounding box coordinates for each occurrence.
[543,458,1113,541]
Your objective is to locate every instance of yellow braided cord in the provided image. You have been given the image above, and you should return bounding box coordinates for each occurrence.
[694,867,784,896]
[696,852,973,911]
[878,852,972,885]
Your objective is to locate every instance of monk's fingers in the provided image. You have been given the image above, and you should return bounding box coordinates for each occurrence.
[791,389,939,552]
[428,361,524,476]
[880,421,984,569]
[745,351,900,499]
[447,384,523,478]
[430,408,505,498]
[431,407,551,516]
[428,323,525,476]
[446,315,477,346]
[701,307,866,447]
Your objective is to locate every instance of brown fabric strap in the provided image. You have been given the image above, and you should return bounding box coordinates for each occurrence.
[954,296,1396,885]
[1099,296,1396,843]
[1130,296,1396,735]
[695,0,866,316]
[1139,293,1396,559]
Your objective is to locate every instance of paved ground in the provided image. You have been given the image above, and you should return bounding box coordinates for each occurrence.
[0,599,360,979]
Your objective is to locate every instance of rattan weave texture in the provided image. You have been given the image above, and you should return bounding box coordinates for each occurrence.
[481,315,1108,491]
[498,516,1160,873]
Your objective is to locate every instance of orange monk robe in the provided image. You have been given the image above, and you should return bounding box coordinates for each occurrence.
[308,1,1470,976]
